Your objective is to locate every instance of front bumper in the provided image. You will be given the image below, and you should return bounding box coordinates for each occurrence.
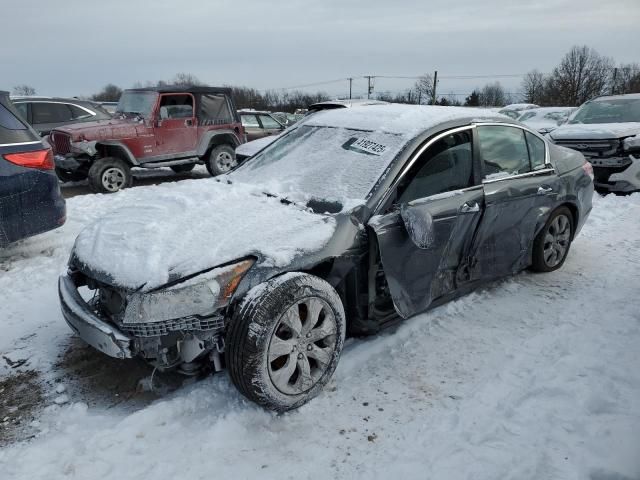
[591,155,640,193]
[58,275,132,359]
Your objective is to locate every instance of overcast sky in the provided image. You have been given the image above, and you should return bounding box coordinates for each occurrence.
[3,0,639,100]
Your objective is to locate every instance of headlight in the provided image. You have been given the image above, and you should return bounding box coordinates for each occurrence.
[123,259,254,324]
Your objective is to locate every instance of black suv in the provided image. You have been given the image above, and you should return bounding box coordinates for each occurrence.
[11,97,112,136]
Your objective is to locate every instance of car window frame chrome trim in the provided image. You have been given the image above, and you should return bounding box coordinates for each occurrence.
[14,100,98,118]
[0,140,42,148]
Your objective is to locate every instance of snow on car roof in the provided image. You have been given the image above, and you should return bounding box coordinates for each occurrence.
[303,104,508,136]
[591,93,640,102]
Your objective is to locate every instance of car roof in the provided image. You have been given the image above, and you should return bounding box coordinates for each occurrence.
[11,96,97,105]
[238,109,273,115]
[591,93,640,102]
[308,99,389,110]
[303,103,513,135]
[125,85,231,95]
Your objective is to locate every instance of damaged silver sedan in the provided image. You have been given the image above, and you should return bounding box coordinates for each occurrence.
[59,105,594,411]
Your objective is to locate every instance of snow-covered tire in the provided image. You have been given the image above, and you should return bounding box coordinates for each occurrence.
[531,206,574,272]
[226,273,346,412]
[205,145,237,176]
[88,157,132,193]
[170,164,195,173]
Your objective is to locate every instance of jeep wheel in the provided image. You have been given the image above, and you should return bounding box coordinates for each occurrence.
[226,273,346,412]
[206,145,237,176]
[88,157,132,193]
[170,164,195,174]
[55,168,87,183]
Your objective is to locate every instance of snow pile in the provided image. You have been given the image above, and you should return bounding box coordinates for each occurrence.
[73,180,336,289]
[550,122,640,140]
[0,182,639,479]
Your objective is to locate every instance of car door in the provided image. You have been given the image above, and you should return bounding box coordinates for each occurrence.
[153,94,198,158]
[369,127,484,318]
[241,114,264,141]
[469,124,558,278]
[258,114,285,137]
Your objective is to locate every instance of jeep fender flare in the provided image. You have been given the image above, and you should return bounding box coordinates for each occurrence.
[197,130,243,157]
[95,141,138,166]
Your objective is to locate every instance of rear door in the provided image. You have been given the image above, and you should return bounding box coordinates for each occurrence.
[470,124,558,277]
[369,127,484,318]
[31,102,75,135]
[241,114,264,141]
[258,114,285,137]
[154,93,198,157]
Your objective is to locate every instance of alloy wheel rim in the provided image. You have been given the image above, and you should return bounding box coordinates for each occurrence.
[215,151,237,173]
[267,297,337,395]
[543,214,571,267]
[101,167,125,192]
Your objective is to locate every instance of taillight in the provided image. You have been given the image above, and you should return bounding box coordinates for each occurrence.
[3,149,54,170]
[582,161,594,181]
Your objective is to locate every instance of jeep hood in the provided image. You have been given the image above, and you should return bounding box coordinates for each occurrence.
[549,122,640,141]
[71,181,337,291]
[55,117,144,141]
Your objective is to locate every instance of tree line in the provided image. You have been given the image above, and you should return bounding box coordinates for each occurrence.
[12,45,640,110]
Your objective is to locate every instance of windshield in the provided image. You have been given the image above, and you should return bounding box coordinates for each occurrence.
[570,98,640,124]
[116,91,157,118]
[230,125,407,206]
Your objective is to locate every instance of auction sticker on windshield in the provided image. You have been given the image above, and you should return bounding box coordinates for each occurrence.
[342,137,388,156]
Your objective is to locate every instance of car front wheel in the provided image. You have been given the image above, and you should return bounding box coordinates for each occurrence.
[206,145,237,176]
[226,273,346,411]
[88,157,132,193]
[531,206,574,272]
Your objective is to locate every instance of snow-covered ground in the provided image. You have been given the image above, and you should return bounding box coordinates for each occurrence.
[1,181,639,480]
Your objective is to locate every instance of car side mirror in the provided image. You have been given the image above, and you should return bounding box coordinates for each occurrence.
[400,203,435,249]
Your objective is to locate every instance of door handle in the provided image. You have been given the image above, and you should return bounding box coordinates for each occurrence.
[460,202,480,213]
[185,119,193,127]
[537,186,553,195]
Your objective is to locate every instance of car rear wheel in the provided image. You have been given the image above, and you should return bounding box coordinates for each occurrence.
[226,273,346,411]
[206,145,237,176]
[531,206,574,272]
[170,164,195,174]
[88,157,132,193]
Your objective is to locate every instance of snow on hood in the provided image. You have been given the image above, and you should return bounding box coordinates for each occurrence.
[72,180,336,290]
[550,122,640,140]
[235,134,280,157]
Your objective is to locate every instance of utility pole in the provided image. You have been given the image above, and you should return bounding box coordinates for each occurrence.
[611,67,618,95]
[348,78,353,99]
[365,75,375,99]
[431,70,438,105]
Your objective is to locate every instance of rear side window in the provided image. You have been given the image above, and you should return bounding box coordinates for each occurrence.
[32,103,74,124]
[478,126,530,178]
[69,104,94,120]
[241,114,259,128]
[200,94,232,125]
[397,130,474,204]
[14,102,28,121]
[525,131,546,170]
[259,115,282,129]
[0,104,27,130]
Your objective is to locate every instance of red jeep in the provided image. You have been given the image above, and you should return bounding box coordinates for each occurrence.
[49,86,244,192]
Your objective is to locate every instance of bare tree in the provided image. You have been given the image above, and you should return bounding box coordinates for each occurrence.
[521,70,546,104]
[414,73,434,104]
[611,63,640,95]
[91,84,123,102]
[478,82,506,107]
[172,73,206,86]
[12,84,36,96]
[464,90,480,107]
[545,45,613,106]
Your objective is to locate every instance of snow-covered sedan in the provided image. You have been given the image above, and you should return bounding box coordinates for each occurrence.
[59,105,594,411]
[517,107,576,134]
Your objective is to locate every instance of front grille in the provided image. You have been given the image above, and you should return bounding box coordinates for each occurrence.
[554,138,620,158]
[120,315,224,337]
[50,131,71,155]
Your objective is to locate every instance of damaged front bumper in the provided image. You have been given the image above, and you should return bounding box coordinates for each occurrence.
[591,155,640,193]
[58,275,132,359]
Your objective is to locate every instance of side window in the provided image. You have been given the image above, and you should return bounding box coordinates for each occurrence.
[397,130,474,204]
[199,94,232,125]
[525,131,546,170]
[69,104,93,120]
[241,114,260,128]
[478,126,530,179]
[158,95,194,119]
[14,103,28,120]
[31,103,74,124]
[259,115,282,129]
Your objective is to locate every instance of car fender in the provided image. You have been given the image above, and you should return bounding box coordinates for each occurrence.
[197,130,243,157]
[96,140,138,166]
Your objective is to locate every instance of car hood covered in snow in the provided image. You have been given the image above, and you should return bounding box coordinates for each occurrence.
[550,122,640,140]
[71,180,337,291]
